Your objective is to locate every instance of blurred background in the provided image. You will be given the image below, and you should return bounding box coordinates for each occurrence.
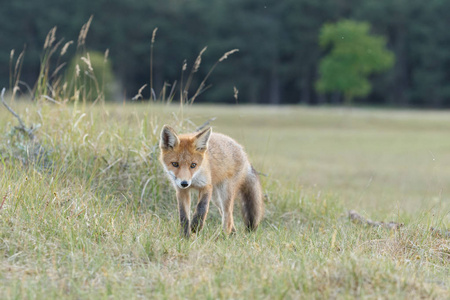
[2,0,450,107]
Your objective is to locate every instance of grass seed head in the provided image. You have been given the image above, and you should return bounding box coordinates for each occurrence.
[44,26,57,50]
[77,15,93,47]
[60,41,73,56]
[104,49,109,63]
[151,28,158,44]
[193,47,207,73]
[219,49,239,62]
[81,54,93,72]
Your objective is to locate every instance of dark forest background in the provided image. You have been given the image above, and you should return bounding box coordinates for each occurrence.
[1,0,450,107]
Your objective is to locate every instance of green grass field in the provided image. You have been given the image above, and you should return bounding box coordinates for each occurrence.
[0,102,449,299]
[188,106,450,214]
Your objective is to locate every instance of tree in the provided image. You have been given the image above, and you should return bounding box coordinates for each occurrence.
[316,19,394,104]
[280,0,337,104]
[3,0,450,107]
[407,0,450,107]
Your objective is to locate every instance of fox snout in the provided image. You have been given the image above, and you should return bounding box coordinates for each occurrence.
[176,178,191,189]
[180,181,189,188]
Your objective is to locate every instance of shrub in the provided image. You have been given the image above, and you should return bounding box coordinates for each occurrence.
[66,51,116,102]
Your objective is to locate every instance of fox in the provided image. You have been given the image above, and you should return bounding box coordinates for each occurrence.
[159,125,264,237]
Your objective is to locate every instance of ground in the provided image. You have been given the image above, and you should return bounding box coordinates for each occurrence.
[0,102,448,299]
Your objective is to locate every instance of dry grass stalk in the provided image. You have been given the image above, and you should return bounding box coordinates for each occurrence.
[150,28,158,100]
[189,48,239,104]
[104,49,109,63]
[41,95,60,105]
[193,47,207,73]
[60,41,73,56]
[76,64,80,77]
[51,63,67,79]
[18,81,33,96]
[44,27,57,49]
[12,86,20,96]
[9,50,14,92]
[179,60,187,104]
[81,54,93,72]
[46,39,64,65]
[182,47,207,103]
[219,49,239,62]
[167,80,177,104]
[151,28,158,44]
[132,84,147,101]
[14,51,24,76]
[35,29,65,99]
[9,48,26,100]
[77,15,93,47]
[196,117,216,131]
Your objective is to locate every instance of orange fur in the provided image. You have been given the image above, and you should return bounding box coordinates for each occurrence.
[159,125,264,237]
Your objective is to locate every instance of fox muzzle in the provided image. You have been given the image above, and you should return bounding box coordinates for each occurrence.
[175,179,191,189]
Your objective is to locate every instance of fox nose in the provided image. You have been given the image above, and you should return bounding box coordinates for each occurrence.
[180,181,189,188]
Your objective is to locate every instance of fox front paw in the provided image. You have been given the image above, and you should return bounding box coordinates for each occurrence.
[190,216,205,233]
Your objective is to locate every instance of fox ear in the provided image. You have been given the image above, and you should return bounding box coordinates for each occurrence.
[160,125,179,150]
[194,127,212,151]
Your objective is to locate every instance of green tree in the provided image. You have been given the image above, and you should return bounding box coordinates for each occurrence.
[316,19,394,104]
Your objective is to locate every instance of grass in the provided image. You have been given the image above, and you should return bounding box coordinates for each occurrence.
[0,102,449,299]
[0,20,448,299]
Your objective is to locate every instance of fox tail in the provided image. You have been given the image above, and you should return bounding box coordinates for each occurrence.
[240,166,264,231]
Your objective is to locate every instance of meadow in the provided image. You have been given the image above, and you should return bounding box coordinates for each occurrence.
[0,101,448,299]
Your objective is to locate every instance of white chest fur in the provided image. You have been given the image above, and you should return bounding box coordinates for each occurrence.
[191,169,208,188]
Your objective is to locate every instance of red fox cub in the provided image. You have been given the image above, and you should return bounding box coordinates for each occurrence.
[159,125,264,237]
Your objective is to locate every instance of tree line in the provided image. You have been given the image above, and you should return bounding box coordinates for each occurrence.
[1,0,450,107]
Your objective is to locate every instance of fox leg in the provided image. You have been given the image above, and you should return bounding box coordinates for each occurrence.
[222,201,236,234]
[176,189,191,237]
[212,181,236,235]
[222,186,237,235]
[191,186,212,233]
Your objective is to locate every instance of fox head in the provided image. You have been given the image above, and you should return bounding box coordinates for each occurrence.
[159,125,212,189]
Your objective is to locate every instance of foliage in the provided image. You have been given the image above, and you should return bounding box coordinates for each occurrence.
[2,1,450,105]
[316,20,394,104]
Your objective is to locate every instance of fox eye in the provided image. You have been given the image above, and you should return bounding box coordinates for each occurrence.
[190,163,197,169]
[171,162,179,168]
